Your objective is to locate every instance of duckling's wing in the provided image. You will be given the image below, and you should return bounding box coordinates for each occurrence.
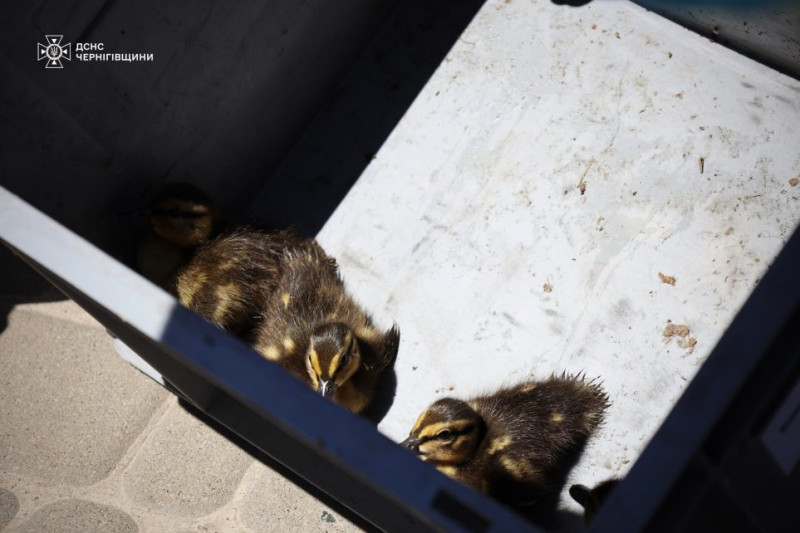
[374,324,400,371]
[568,484,592,508]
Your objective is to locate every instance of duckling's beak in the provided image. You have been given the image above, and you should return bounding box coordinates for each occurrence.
[401,436,421,454]
[318,380,337,399]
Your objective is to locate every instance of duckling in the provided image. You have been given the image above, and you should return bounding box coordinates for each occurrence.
[401,374,608,516]
[569,478,620,523]
[252,244,400,415]
[173,223,399,414]
[136,183,218,289]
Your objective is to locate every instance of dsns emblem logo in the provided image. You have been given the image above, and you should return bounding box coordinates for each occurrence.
[37,35,72,69]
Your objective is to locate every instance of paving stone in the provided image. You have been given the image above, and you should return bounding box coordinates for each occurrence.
[123,400,252,518]
[0,307,168,486]
[238,463,360,533]
[11,299,107,330]
[15,499,138,533]
[0,487,19,529]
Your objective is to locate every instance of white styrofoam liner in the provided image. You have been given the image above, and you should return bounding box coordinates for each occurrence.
[314,0,800,518]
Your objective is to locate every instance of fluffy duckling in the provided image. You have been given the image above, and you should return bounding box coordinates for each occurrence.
[252,243,400,415]
[174,224,399,415]
[569,478,620,523]
[401,374,608,516]
[136,183,217,289]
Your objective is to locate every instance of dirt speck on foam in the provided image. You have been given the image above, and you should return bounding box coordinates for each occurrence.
[658,272,676,285]
[663,321,696,354]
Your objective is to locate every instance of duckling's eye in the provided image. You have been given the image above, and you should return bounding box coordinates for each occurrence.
[436,430,454,441]
[339,351,350,368]
[153,207,204,219]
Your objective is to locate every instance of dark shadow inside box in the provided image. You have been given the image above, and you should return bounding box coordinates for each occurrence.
[0,0,486,328]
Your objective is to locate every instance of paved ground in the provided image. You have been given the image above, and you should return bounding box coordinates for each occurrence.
[0,294,362,533]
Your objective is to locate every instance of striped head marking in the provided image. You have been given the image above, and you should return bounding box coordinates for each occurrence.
[305,323,360,400]
[149,188,214,248]
[401,398,486,465]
